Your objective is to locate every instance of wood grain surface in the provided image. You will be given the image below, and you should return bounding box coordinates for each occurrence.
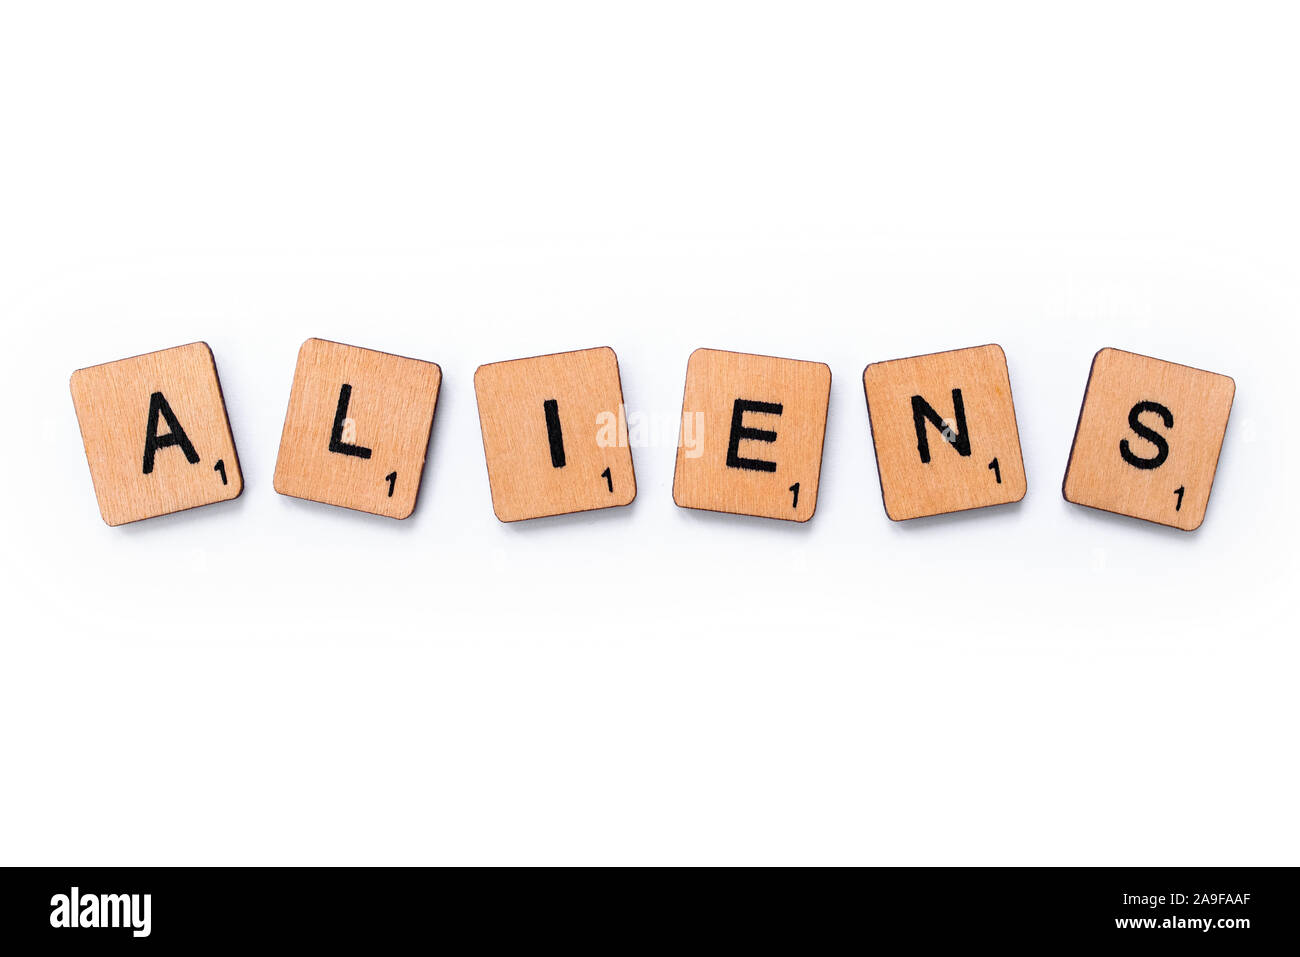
[474,346,636,522]
[1062,348,1234,531]
[672,348,831,522]
[863,343,1026,521]
[273,338,441,519]
[70,341,243,526]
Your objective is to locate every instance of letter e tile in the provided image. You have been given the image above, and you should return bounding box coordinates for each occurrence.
[474,346,636,522]
[863,344,1026,521]
[273,339,442,519]
[70,342,244,526]
[1062,348,1235,530]
[672,348,831,522]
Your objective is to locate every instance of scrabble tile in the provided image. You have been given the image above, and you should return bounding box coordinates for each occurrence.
[70,341,243,526]
[1063,348,1235,531]
[863,344,1026,521]
[273,339,442,519]
[672,348,831,522]
[474,346,636,522]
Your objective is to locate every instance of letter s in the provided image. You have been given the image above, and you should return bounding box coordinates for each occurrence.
[1119,400,1173,470]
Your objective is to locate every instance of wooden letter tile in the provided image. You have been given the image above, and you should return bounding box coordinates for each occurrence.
[863,344,1026,521]
[474,346,636,521]
[1063,348,1234,530]
[273,339,442,519]
[70,342,243,526]
[672,348,831,522]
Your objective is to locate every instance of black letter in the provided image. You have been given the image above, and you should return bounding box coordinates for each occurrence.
[726,399,783,472]
[1119,400,1172,470]
[329,384,373,459]
[544,399,565,468]
[911,389,971,464]
[142,391,200,474]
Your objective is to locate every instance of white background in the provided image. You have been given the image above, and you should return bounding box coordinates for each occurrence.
[2,1,1296,865]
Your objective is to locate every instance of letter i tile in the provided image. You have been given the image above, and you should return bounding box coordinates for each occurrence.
[273,339,442,519]
[672,348,831,521]
[70,342,244,526]
[474,346,636,521]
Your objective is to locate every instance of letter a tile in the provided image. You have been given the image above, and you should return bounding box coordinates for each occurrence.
[1063,348,1234,531]
[70,342,244,526]
[273,339,442,519]
[474,346,636,521]
[673,348,831,522]
[863,344,1026,521]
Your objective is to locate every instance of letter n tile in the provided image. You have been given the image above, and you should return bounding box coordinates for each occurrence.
[863,344,1026,520]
